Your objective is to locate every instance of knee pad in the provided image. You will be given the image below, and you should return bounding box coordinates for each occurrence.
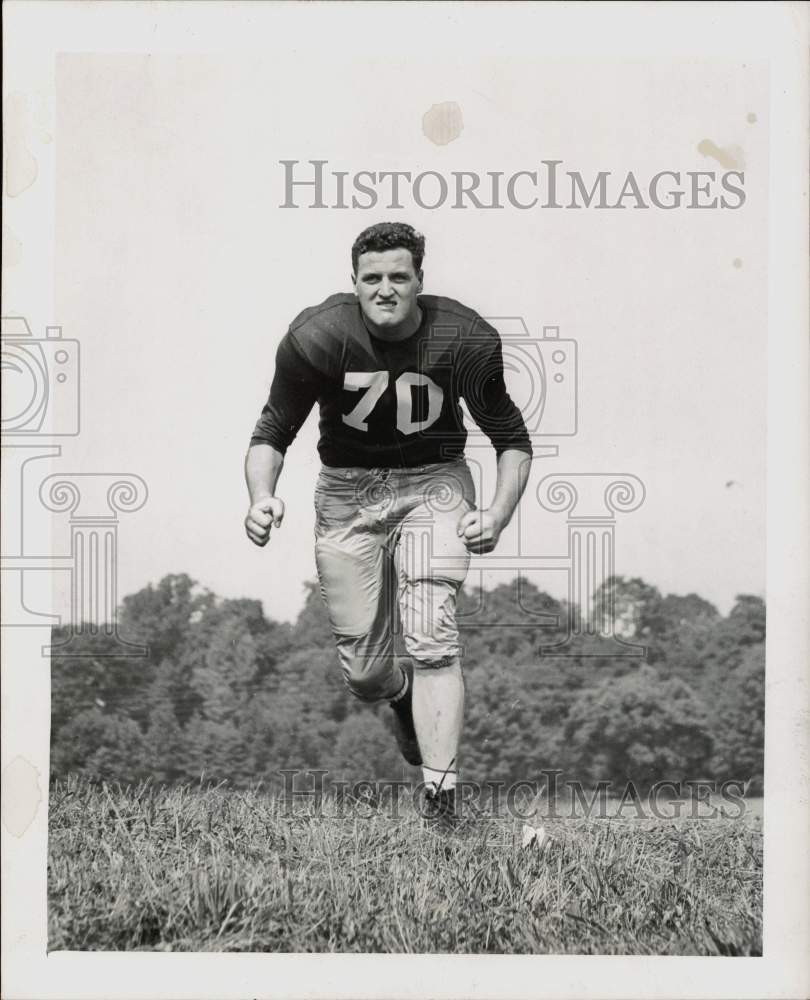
[401,578,461,665]
[335,639,402,703]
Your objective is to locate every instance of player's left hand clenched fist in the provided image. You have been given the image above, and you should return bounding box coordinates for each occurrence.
[456,508,504,554]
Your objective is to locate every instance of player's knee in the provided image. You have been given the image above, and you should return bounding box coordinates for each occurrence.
[410,651,460,671]
[338,647,397,702]
[402,578,461,665]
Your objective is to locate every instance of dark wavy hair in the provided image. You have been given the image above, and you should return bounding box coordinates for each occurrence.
[351,222,425,274]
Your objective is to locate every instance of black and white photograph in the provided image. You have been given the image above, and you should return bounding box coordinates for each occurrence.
[2,3,808,999]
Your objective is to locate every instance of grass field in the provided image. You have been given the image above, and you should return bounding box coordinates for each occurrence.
[48,777,763,954]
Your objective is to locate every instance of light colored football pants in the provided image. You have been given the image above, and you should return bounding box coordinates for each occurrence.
[314,459,476,702]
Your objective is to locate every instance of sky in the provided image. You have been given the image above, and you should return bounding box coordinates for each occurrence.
[28,49,768,624]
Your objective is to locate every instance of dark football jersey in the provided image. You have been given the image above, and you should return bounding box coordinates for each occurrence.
[250,293,532,468]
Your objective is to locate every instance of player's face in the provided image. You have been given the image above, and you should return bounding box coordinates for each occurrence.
[352,248,423,335]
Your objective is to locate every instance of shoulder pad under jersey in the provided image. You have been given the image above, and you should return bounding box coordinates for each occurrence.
[287,293,359,375]
[420,294,499,346]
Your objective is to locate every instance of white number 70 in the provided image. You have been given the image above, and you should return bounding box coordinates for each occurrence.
[342,371,443,435]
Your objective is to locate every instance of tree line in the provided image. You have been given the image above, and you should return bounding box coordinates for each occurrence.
[50,574,765,793]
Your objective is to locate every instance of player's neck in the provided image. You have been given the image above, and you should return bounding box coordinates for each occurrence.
[363,305,423,343]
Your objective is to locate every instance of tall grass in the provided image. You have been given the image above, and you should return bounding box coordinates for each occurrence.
[48,776,762,954]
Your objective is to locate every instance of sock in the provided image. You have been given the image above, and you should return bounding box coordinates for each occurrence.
[422,764,457,792]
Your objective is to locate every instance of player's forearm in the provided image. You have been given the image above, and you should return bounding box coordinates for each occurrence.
[245,443,285,503]
[488,448,532,529]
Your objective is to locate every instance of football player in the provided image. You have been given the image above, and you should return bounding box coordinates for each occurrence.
[245,222,532,827]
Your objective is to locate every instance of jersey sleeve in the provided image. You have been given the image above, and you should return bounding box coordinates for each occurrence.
[460,330,533,458]
[249,332,321,454]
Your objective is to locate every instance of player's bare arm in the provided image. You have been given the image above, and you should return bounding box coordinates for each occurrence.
[244,443,285,546]
[457,448,532,554]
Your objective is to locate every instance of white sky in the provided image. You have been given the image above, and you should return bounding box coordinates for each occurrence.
[42,53,767,622]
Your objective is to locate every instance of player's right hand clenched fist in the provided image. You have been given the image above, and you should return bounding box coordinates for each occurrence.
[244,497,285,547]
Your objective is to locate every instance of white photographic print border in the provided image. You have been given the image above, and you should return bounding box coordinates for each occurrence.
[2,3,808,998]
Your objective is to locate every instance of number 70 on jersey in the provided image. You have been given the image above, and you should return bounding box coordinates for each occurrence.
[342,371,443,436]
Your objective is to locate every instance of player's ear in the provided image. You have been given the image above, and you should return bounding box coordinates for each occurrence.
[351,272,357,294]
[417,270,424,291]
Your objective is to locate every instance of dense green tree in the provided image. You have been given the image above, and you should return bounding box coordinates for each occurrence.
[726,595,766,646]
[51,708,148,785]
[462,655,584,784]
[708,642,765,783]
[182,713,253,785]
[458,579,566,660]
[594,576,665,641]
[289,580,335,651]
[49,573,766,792]
[51,629,157,730]
[144,662,188,783]
[50,632,117,733]
[118,573,214,664]
[331,711,408,784]
[561,665,714,788]
[659,592,719,631]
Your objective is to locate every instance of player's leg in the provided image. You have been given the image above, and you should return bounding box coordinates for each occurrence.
[397,462,475,794]
[411,656,465,789]
[314,473,406,704]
